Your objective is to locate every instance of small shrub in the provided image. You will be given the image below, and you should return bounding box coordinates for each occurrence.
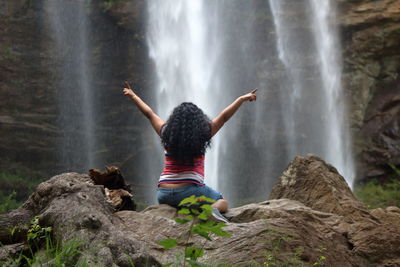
[158,195,231,267]
[1,217,95,267]
[27,216,52,250]
[313,247,327,266]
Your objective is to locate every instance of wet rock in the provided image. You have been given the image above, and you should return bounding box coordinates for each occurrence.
[0,0,150,177]
[339,0,400,130]
[358,81,400,180]
[338,0,400,183]
[100,0,146,33]
[1,155,399,266]
[0,243,27,263]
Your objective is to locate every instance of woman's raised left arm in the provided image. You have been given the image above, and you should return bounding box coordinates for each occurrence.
[211,88,258,136]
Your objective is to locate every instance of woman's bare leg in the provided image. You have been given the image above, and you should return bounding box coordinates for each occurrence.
[212,199,229,213]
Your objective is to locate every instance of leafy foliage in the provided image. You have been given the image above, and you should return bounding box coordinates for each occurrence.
[0,191,21,213]
[354,177,400,209]
[313,247,327,266]
[27,216,52,249]
[0,217,97,267]
[0,171,43,213]
[158,195,231,267]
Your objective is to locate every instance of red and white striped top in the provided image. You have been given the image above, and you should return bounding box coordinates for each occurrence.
[158,153,205,186]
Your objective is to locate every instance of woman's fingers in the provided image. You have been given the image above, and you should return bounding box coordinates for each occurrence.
[123,88,133,96]
[251,88,259,94]
[124,81,132,89]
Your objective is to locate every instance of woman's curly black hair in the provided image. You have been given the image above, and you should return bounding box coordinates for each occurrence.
[161,102,211,160]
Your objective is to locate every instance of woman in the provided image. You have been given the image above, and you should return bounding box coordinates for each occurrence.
[123,83,257,221]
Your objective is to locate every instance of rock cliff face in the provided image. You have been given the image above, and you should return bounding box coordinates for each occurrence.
[0,0,56,174]
[338,0,400,181]
[0,0,155,193]
[1,155,399,266]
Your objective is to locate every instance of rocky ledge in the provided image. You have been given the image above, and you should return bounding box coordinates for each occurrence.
[1,155,400,266]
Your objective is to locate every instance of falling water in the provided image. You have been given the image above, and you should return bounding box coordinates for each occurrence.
[309,0,355,184]
[269,0,355,185]
[45,0,96,172]
[147,0,223,189]
[146,0,354,205]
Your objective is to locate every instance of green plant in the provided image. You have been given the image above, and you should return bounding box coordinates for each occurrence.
[0,170,45,213]
[313,247,327,266]
[0,191,21,213]
[262,234,304,267]
[1,218,96,267]
[27,216,52,251]
[255,223,324,267]
[46,238,90,267]
[388,163,400,176]
[158,195,231,267]
[354,177,400,209]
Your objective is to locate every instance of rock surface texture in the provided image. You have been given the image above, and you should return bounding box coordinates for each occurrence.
[1,155,399,266]
[338,0,400,181]
[0,0,151,178]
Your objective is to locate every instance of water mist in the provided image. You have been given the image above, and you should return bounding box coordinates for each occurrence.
[45,0,96,172]
[146,0,354,205]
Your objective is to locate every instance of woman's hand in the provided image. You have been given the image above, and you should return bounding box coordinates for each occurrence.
[123,81,137,99]
[123,87,136,98]
[211,88,259,136]
[241,88,258,102]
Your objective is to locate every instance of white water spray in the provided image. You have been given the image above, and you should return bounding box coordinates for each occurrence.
[309,0,355,184]
[269,0,355,185]
[146,0,355,204]
[45,0,96,172]
[147,0,222,189]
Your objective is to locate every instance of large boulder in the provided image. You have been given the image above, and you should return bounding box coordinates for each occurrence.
[0,173,159,266]
[1,155,400,266]
[269,154,373,221]
[270,155,400,266]
[117,199,359,266]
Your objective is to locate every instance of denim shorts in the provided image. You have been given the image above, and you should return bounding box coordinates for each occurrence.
[157,184,223,208]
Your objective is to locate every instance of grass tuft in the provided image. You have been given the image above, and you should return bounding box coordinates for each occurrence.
[354,178,400,209]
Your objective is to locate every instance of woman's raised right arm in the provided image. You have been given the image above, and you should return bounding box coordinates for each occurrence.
[123,83,165,135]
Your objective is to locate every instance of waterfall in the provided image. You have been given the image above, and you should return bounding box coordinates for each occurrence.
[146,0,354,205]
[309,0,355,184]
[45,0,96,172]
[269,0,355,186]
[146,0,223,189]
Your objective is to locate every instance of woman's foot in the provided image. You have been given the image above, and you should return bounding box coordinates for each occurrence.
[211,208,229,223]
[212,199,229,213]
